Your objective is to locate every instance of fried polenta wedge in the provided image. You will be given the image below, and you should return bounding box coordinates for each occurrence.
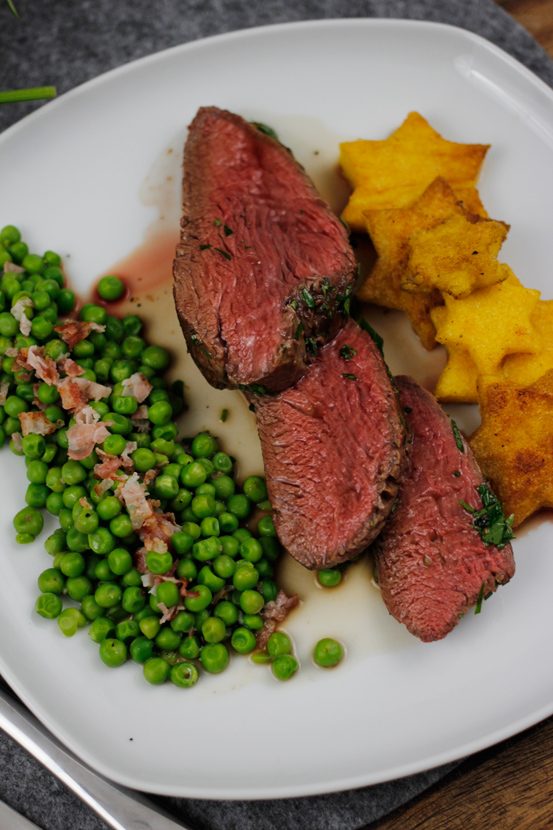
[403,212,509,297]
[430,270,540,376]
[501,300,553,387]
[340,111,489,229]
[471,371,553,525]
[359,177,465,349]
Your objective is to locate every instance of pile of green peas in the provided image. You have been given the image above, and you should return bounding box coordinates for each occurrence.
[1,225,291,687]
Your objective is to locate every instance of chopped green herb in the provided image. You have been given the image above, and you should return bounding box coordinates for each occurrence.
[452,470,461,478]
[239,383,272,396]
[341,373,357,381]
[223,225,233,237]
[339,345,357,361]
[220,408,229,423]
[6,0,19,15]
[0,86,57,105]
[305,337,319,355]
[451,420,465,453]
[251,122,279,141]
[403,406,412,414]
[214,247,232,261]
[357,317,384,354]
[248,403,256,412]
[321,278,331,296]
[300,287,315,309]
[288,298,298,311]
[461,483,515,549]
[199,243,211,251]
[339,217,350,235]
[474,582,486,615]
[213,218,222,227]
[294,322,304,340]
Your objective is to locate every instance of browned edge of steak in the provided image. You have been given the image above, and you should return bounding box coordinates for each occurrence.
[254,318,407,569]
[374,376,515,642]
[173,106,357,392]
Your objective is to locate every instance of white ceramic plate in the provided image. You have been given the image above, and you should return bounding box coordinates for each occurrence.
[0,19,552,799]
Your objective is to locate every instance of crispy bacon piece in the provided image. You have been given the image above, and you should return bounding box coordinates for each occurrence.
[54,320,105,349]
[11,297,33,336]
[120,441,138,469]
[24,346,60,385]
[0,381,8,406]
[57,377,111,412]
[18,410,61,437]
[121,372,152,404]
[11,432,23,453]
[139,511,180,553]
[93,478,114,499]
[3,261,24,274]
[66,406,111,461]
[58,356,85,378]
[256,590,299,649]
[93,448,123,481]
[120,473,153,530]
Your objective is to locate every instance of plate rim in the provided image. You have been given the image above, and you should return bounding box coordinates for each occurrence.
[1,16,553,800]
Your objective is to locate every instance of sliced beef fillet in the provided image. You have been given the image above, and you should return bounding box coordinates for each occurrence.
[374,376,515,642]
[173,107,357,392]
[254,319,406,569]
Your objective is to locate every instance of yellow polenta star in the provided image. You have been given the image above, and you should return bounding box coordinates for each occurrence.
[340,111,489,229]
[470,370,553,526]
[403,212,509,297]
[359,177,469,349]
[430,270,540,375]
[501,300,553,387]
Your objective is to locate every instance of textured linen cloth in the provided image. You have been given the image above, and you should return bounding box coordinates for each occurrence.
[0,2,552,829]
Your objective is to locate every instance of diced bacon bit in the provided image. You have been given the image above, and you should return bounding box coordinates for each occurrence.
[93,478,114,499]
[135,548,148,575]
[94,448,123,481]
[79,496,92,510]
[4,347,19,358]
[139,511,180,554]
[120,473,153,530]
[19,410,61,437]
[54,320,105,349]
[256,590,300,649]
[157,602,185,625]
[120,441,137,469]
[3,261,24,274]
[57,376,111,412]
[24,346,60,385]
[0,381,8,406]
[66,405,111,461]
[132,404,149,420]
[11,297,33,336]
[143,468,158,488]
[11,432,23,452]
[121,373,152,404]
[57,356,85,378]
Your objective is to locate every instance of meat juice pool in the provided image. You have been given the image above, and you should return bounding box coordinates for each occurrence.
[99,231,412,664]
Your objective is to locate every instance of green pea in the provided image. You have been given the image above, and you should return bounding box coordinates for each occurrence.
[192,537,222,562]
[257,515,276,537]
[156,581,180,607]
[112,395,138,416]
[102,433,127,456]
[0,312,18,337]
[97,274,125,302]
[231,626,257,655]
[148,400,172,426]
[239,589,264,615]
[121,568,142,588]
[80,303,107,325]
[115,619,140,641]
[212,475,235,500]
[184,584,212,612]
[142,345,170,371]
[59,552,85,578]
[110,513,133,538]
[81,595,103,621]
[74,507,99,535]
[89,617,115,643]
[37,567,65,594]
[272,654,299,681]
[191,493,216,519]
[30,316,53,341]
[200,643,229,674]
[232,563,259,592]
[179,634,201,660]
[154,474,179,500]
[122,586,146,614]
[220,531,240,554]
[171,531,194,556]
[146,551,173,575]
[176,558,197,581]
[142,656,170,684]
[106,547,132,575]
[267,631,292,658]
[26,459,48,485]
[240,537,263,563]
[170,611,195,633]
[97,495,122,522]
[130,636,154,663]
[197,565,225,593]
[212,554,235,579]
[1,224,21,245]
[57,288,76,314]
[226,493,252,519]
[35,593,63,619]
[57,607,86,637]
[95,583,122,609]
[212,451,233,473]
[243,476,268,503]
[313,637,344,668]
[201,616,226,644]
[155,627,181,651]
[13,506,43,538]
[88,527,116,555]
[99,638,128,668]
[66,576,93,602]
[317,568,343,588]
[132,447,156,472]
[170,662,199,688]
[190,432,217,458]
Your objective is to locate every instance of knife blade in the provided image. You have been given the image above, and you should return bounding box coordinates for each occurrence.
[0,687,192,830]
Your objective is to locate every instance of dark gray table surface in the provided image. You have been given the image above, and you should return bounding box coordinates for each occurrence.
[1,2,552,829]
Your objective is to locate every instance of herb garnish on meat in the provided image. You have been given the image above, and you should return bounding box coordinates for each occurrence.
[339,345,357,361]
[461,484,515,548]
[451,419,465,453]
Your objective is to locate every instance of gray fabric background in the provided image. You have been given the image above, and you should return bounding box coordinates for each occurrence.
[1,2,552,829]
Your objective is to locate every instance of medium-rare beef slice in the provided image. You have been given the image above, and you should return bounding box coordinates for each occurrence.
[255,319,406,569]
[173,106,357,392]
[374,376,515,642]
